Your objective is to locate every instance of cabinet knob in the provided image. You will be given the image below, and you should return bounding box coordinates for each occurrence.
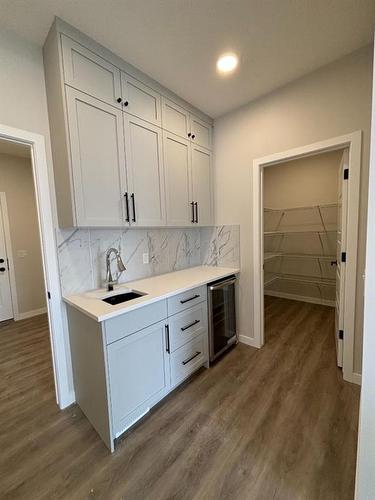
[0,267,5,272]
[124,101,129,107]
[192,134,196,139]
[116,97,122,103]
[188,132,191,138]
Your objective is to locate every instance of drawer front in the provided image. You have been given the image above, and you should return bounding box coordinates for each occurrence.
[104,300,167,344]
[167,285,207,316]
[169,302,207,352]
[170,335,206,387]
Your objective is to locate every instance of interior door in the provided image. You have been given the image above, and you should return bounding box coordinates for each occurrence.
[0,197,13,321]
[335,148,349,367]
[191,144,213,226]
[124,114,166,226]
[65,87,127,226]
[163,131,192,226]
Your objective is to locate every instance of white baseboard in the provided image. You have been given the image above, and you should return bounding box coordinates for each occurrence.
[350,372,362,386]
[238,334,261,348]
[59,390,76,409]
[15,307,48,321]
[264,290,335,307]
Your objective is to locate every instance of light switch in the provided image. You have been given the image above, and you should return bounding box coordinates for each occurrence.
[143,253,149,264]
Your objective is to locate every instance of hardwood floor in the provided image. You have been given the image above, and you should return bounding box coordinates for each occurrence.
[0,298,360,500]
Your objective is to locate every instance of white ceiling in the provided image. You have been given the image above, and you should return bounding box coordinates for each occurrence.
[1,0,374,117]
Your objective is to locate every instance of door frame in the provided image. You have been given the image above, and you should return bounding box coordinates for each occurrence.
[0,123,70,408]
[252,131,362,384]
[0,192,18,319]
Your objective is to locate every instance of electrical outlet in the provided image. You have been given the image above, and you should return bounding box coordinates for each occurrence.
[143,253,149,264]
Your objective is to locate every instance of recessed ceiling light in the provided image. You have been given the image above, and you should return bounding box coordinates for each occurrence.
[216,53,238,74]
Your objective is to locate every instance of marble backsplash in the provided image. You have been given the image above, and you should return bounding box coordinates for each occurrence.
[56,225,240,296]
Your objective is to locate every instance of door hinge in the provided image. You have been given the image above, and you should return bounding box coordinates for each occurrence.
[344,168,349,180]
[47,291,51,299]
[341,252,346,263]
[339,330,344,340]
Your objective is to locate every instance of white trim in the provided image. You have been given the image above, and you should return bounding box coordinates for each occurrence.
[15,307,48,321]
[351,372,362,386]
[0,124,72,408]
[0,193,18,319]
[264,290,335,308]
[253,131,362,384]
[238,334,260,348]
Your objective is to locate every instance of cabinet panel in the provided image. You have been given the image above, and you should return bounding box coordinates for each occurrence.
[61,35,122,108]
[169,302,207,352]
[124,115,166,226]
[191,145,213,226]
[163,131,192,226]
[65,87,127,226]
[107,321,170,435]
[167,285,207,316]
[190,114,212,149]
[121,73,161,125]
[170,334,206,388]
[162,98,190,138]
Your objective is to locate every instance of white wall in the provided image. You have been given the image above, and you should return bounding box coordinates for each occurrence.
[0,153,46,314]
[355,37,375,500]
[214,45,373,374]
[0,27,74,402]
[263,150,341,208]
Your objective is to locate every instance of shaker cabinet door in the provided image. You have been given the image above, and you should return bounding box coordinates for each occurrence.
[191,145,213,226]
[124,115,166,226]
[61,35,122,108]
[163,131,192,226]
[190,114,212,150]
[65,87,127,226]
[121,73,162,126]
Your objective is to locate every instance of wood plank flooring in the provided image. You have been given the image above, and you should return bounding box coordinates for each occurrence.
[0,298,360,500]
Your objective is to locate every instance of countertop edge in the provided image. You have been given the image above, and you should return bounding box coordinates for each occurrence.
[63,266,240,322]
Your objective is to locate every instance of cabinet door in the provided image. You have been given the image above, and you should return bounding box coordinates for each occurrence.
[162,98,190,139]
[163,131,192,226]
[191,145,213,226]
[124,115,166,226]
[61,35,122,108]
[190,114,212,150]
[121,73,161,126]
[107,321,170,435]
[65,87,127,226]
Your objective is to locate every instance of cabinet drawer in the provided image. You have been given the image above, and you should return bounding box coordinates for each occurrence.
[61,35,122,108]
[169,302,207,352]
[167,285,207,316]
[104,300,167,344]
[170,335,206,387]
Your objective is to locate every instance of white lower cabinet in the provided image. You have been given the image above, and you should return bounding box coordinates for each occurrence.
[107,320,170,436]
[67,285,208,452]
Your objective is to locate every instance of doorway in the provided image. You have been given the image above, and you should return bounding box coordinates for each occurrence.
[262,149,346,367]
[252,132,361,383]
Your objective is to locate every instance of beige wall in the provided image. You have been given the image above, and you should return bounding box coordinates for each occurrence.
[264,150,341,208]
[214,45,373,374]
[0,153,46,314]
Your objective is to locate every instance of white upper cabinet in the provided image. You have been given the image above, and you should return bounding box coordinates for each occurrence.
[65,87,127,226]
[191,145,213,226]
[61,35,122,108]
[121,73,162,126]
[124,115,166,226]
[161,98,190,139]
[163,131,192,226]
[190,114,212,150]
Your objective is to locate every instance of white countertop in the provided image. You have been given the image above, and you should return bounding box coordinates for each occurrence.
[64,265,239,322]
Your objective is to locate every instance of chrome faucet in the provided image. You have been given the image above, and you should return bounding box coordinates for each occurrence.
[105,248,126,292]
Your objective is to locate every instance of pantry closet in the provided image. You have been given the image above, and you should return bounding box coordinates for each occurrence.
[263,149,348,366]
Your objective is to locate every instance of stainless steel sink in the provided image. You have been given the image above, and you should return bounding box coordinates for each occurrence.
[102,290,146,305]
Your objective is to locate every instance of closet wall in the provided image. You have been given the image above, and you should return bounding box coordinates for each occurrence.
[263,150,342,305]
